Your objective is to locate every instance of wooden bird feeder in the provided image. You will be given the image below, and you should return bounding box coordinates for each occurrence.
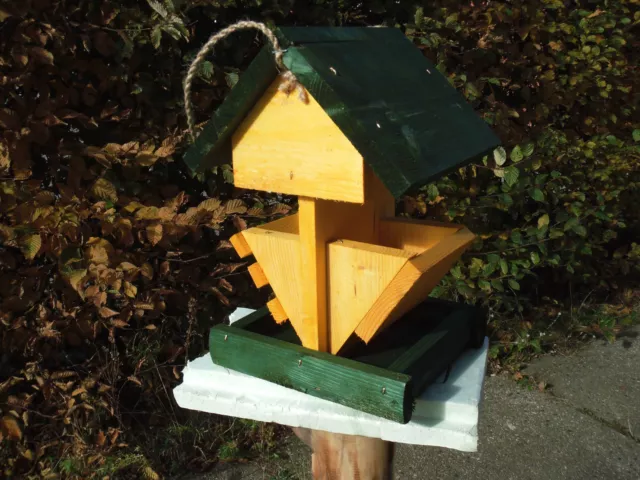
[184,27,499,423]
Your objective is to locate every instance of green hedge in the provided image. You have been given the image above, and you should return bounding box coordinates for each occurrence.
[0,0,638,477]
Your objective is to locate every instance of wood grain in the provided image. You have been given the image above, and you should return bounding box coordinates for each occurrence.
[209,323,412,423]
[229,232,252,258]
[293,428,393,480]
[298,197,329,352]
[267,298,289,324]
[328,240,412,354]
[242,228,305,342]
[378,218,462,255]
[232,76,365,203]
[248,262,268,288]
[354,227,476,343]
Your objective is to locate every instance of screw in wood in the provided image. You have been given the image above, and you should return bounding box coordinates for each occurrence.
[381,387,386,394]
[224,335,228,341]
[298,359,302,366]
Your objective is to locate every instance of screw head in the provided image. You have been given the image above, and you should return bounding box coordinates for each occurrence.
[298,359,302,366]
[381,387,386,394]
[224,335,228,341]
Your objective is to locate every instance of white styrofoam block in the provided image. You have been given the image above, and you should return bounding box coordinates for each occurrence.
[174,309,488,452]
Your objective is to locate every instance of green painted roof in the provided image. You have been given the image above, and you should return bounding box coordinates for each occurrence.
[184,27,500,198]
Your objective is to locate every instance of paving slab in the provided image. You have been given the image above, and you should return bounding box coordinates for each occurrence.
[393,375,640,480]
[523,327,640,438]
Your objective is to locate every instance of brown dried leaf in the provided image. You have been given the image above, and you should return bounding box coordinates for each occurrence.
[268,203,292,216]
[86,238,113,265]
[135,206,161,220]
[210,287,230,306]
[218,278,234,293]
[224,199,247,214]
[0,416,22,440]
[95,430,106,447]
[247,207,265,217]
[141,263,154,280]
[146,223,162,246]
[110,318,129,328]
[66,269,87,293]
[29,47,54,66]
[91,178,118,202]
[124,281,137,298]
[216,240,233,251]
[127,376,142,387]
[99,307,119,318]
[232,216,247,232]
[198,198,222,212]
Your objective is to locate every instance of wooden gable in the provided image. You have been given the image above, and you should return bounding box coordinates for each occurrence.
[232,75,365,203]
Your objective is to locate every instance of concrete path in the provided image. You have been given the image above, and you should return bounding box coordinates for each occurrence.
[183,328,640,480]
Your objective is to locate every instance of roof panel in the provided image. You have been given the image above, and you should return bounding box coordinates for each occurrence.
[279,27,500,197]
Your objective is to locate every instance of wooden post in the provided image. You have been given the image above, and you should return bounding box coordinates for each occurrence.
[298,196,330,352]
[293,428,394,480]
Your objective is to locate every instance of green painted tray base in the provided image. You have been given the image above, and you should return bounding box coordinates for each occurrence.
[209,299,486,424]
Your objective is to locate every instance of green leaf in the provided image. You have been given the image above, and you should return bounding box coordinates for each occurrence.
[478,279,491,292]
[450,265,463,280]
[633,129,640,142]
[573,225,587,237]
[538,214,550,228]
[491,279,505,292]
[487,253,500,265]
[19,234,41,260]
[225,72,240,88]
[531,188,545,202]
[521,142,535,157]
[504,166,519,187]
[199,61,214,80]
[147,0,169,18]
[482,262,497,276]
[151,25,162,49]
[510,145,524,163]
[456,284,475,298]
[426,184,439,201]
[531,251,540,264]
[500,259,509,275]
[508,279,520,291]
[564,217,579,231]
[493,146,507,166]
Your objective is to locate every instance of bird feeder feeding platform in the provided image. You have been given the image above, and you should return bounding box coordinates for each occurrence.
[174,307,489,452]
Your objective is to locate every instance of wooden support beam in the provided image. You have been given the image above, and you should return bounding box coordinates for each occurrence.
[229,232,252,258]
[298,197,329,352]
[267,298,288,324]
[248,263,269,288]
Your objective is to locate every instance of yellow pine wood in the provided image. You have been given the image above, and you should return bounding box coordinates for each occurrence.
[267,298,288,324]
[242,228,307,343]
[327,239,413,354]
[247,263,268,288]
[298,197,329,352]
[231,76,365,203]
[354,227,476,343]
[229,232,252,258]
[256,213,299,234]
[378,218,462,255]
